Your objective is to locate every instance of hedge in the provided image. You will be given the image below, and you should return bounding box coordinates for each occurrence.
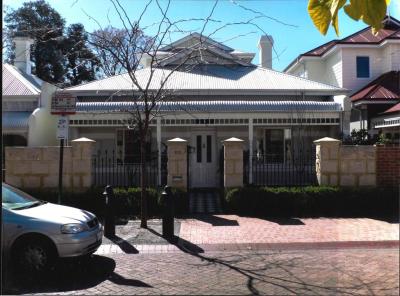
[224,186,399,218]
[23,187,189,219]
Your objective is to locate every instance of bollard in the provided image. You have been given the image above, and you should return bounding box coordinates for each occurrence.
[162,185,174,239]
[103,185,115,237]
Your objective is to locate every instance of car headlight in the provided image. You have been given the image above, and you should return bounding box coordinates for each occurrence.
[61,223,88,234]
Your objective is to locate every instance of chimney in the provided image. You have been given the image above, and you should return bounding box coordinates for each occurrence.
[258,35,274,69]
[13,36,34,74]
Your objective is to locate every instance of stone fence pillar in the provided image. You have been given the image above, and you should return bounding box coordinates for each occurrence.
[314,137,341,186]
[223,137,244,188]
[167,138,187,189]
[71,137,96,189]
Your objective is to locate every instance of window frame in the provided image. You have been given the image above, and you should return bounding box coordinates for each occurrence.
[356,56,370,78]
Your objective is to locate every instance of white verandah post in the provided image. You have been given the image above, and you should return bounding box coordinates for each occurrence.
[157,118,162,186]
[248,118,253,184]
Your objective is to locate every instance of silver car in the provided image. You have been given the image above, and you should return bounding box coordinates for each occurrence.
[1,183,103,273]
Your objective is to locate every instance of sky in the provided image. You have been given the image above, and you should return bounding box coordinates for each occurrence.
[3,0,400,71]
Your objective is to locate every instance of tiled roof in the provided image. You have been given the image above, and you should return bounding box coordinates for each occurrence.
[65,65,345,94]
[2,111,31,129]
[285,16,400,71]
[384,103,400,114]
[2,64,42,96]
[351,71,400,102]
[76,100,341,113]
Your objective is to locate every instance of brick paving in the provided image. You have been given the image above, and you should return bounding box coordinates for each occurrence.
[179,215,400,245]
[6,248,399,295]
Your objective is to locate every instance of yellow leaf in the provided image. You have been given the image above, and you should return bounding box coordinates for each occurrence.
[308,0,333,35]
[331,0,347,36]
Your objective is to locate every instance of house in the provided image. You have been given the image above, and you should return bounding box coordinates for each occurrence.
[61,33,347,188]
[2,37,59,149]
[284,16,400,140]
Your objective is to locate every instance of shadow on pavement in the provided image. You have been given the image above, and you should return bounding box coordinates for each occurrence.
[262,217,305,225]
[192,214,239,226]
[3,255,116,294]
[146,227,204,254]
[109,272,153,287]
[106,234,139,254]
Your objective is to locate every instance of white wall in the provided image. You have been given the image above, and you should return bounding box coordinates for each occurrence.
[27,82,58,147]
[342,47,388,93]
[324,50,343,87]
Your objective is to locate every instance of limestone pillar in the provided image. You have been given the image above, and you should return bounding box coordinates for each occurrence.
[313,137,341,186]
[223,137,244,188]
[71,137,96,190]
[167,138,187,189]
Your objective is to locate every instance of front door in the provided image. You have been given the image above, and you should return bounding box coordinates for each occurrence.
[190,132,217,188]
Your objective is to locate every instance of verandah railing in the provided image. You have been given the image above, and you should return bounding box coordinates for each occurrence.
[92,150,168,188]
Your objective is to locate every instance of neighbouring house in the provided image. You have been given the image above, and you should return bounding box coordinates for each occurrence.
[60,33,348,188]
[284,16,400,140]
[2,36,59,150]
[371,102,400,143]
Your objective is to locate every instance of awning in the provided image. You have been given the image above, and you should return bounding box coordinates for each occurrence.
[2,111,31,131]
[76,101,342,113]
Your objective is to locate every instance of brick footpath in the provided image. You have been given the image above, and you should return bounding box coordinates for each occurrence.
[9,248,400,295]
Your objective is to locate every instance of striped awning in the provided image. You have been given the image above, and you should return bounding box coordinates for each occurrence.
[2,112,31,131]
[76,101,342,113]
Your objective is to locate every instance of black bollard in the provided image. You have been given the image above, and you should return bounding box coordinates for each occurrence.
[162,185,174,239]
[103,185,115,237]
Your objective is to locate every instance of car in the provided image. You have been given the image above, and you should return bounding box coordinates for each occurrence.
[1,183,103,273]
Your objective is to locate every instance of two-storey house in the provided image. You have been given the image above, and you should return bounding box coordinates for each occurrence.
[285,16,400,140]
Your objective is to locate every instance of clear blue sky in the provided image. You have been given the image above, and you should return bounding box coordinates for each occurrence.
[3,0,400,71]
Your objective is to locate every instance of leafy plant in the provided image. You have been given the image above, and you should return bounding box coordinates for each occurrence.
[308,0,390,36]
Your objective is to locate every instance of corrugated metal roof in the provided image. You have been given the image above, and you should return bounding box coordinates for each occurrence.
[351,71,400,102]
[76,101,341,113]
[2,112,31,129]
[65,65,345,93]
[2,64,41,96]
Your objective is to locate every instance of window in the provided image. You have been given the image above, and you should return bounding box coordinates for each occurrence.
[196,135,202,162]
[206,135,212,163]
[356,56,370,78]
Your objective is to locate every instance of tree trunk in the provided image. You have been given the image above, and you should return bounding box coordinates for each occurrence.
[140,138,148,228]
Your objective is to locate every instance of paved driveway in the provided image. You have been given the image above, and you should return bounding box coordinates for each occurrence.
[4,248,399,295]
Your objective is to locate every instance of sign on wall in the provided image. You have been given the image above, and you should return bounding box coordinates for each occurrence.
[57,116,69,140]
[51,91,76,115]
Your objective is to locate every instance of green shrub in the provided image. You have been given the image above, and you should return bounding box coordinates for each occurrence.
[224,186,398,218]
[23,186,189,219]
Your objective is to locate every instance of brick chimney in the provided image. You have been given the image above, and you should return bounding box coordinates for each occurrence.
[13,36,34,74]
[258,35,274,69]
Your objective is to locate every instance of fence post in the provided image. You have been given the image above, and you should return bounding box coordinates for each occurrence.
[167,138,188,189]
[313,137,341,186]
[223,137,244,188]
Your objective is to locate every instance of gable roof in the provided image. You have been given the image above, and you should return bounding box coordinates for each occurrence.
[384,102,400,114]
[2,64,42,97]
[351,71,400,102]
[65,65,346,95]
[160,32,234,52]
[285,16,400,72]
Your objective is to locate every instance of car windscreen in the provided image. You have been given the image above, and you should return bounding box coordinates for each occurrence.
[2,184,41,210]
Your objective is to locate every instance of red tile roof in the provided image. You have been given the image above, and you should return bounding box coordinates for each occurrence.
[384,103,400,114]
[351,71,400,102]
[285,16,400,71]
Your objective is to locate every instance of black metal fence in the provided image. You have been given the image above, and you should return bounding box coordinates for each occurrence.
[246,147,317,186]
[92,151,167,188]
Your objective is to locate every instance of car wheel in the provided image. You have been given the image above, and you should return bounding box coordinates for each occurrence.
[14,238,56,274]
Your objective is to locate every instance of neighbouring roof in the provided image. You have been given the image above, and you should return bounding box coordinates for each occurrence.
[2,64,42,96]
[350,71,400,102]
[65,65,345,94]
[2,111,31,130]
[384,102,400,114]
[76,100,341,113]
[285,16,400,72]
